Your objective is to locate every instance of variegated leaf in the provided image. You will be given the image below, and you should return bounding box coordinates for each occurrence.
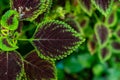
[95,23,109,46]
[79,0,93,16]
[98,46,111,62]
[0,51,23,80]
[92,0,114,16]
[111,40,120,53]
[24,50,56,80]
[10,0,52,21]
[32,20,85,60]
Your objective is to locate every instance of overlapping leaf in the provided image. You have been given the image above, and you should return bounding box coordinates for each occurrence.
[79,0,93,16]
[92,0,114,16]
[0,51,23,80]
[10,0,52,21]
[95,23,109,46]
[65,18,81,33]
[32,20,85,60]
[24,50,56,80]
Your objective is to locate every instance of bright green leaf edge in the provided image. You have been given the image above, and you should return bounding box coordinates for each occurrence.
[30,20,85,61]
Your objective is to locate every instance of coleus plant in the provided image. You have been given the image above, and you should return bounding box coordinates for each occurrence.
[77,0,119,62]
[0,0,85,80]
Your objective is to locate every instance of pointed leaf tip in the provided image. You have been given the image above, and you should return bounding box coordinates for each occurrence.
[32,20,85,60]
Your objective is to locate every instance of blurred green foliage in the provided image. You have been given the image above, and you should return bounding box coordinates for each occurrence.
[1,0,120,80]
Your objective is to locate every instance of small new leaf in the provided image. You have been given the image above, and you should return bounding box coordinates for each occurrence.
[32,20,85,60]
[92,0,114,16]
[0,37,18,51]
[0,51,23,80]
[65,18,81,33]
[10,0,52,21]
[24,50,56,80]
[1,10,19,30]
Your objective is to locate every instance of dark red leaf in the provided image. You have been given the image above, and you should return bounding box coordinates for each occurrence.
[32,20,84,60]
[0,51,23,80]
[24,50,56,80]
[10,0,52,21]
[79,0,93,15]
[98,47,111,62]
[65,19,81,33]
[92,0,113,15]
[111,41,120,52]
[95,24,109,46]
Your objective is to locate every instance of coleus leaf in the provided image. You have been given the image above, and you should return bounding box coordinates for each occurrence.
[111,40,120,53]
[98,46,112,62]
[87,35,97,55]
[24,50,56,80]
[0,37,18,51]
[91,0,114,16]
[31,20,85,60]
[0,51,23,80]
[10,0,52,21]
[79,0,93,16]
[65,18,82,33]
[1,10,19,30]
[34,0,52,24]
[79,17,89,28]
[94,23,110,47]
[115,25,120,39]
[105,12,117,27]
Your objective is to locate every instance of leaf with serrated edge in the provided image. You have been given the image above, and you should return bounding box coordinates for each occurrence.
[24,50,56,80]
[65,18,82,33]
[0,51,24,80]
[1,10,19,30]
[10,0,52,21]
[31,20,85,60]
[94,23,110,47]
[0,37,18,51]
[79,0,93,16]
[91,0,114,16]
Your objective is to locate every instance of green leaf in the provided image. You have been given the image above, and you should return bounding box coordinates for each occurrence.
[0,37,18,51]
[31,20,85,60]
[0,51,24,80]
[91,0,114,16]
[1,10,19,30]
[24,50,56,80]
[10,0,52,21]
